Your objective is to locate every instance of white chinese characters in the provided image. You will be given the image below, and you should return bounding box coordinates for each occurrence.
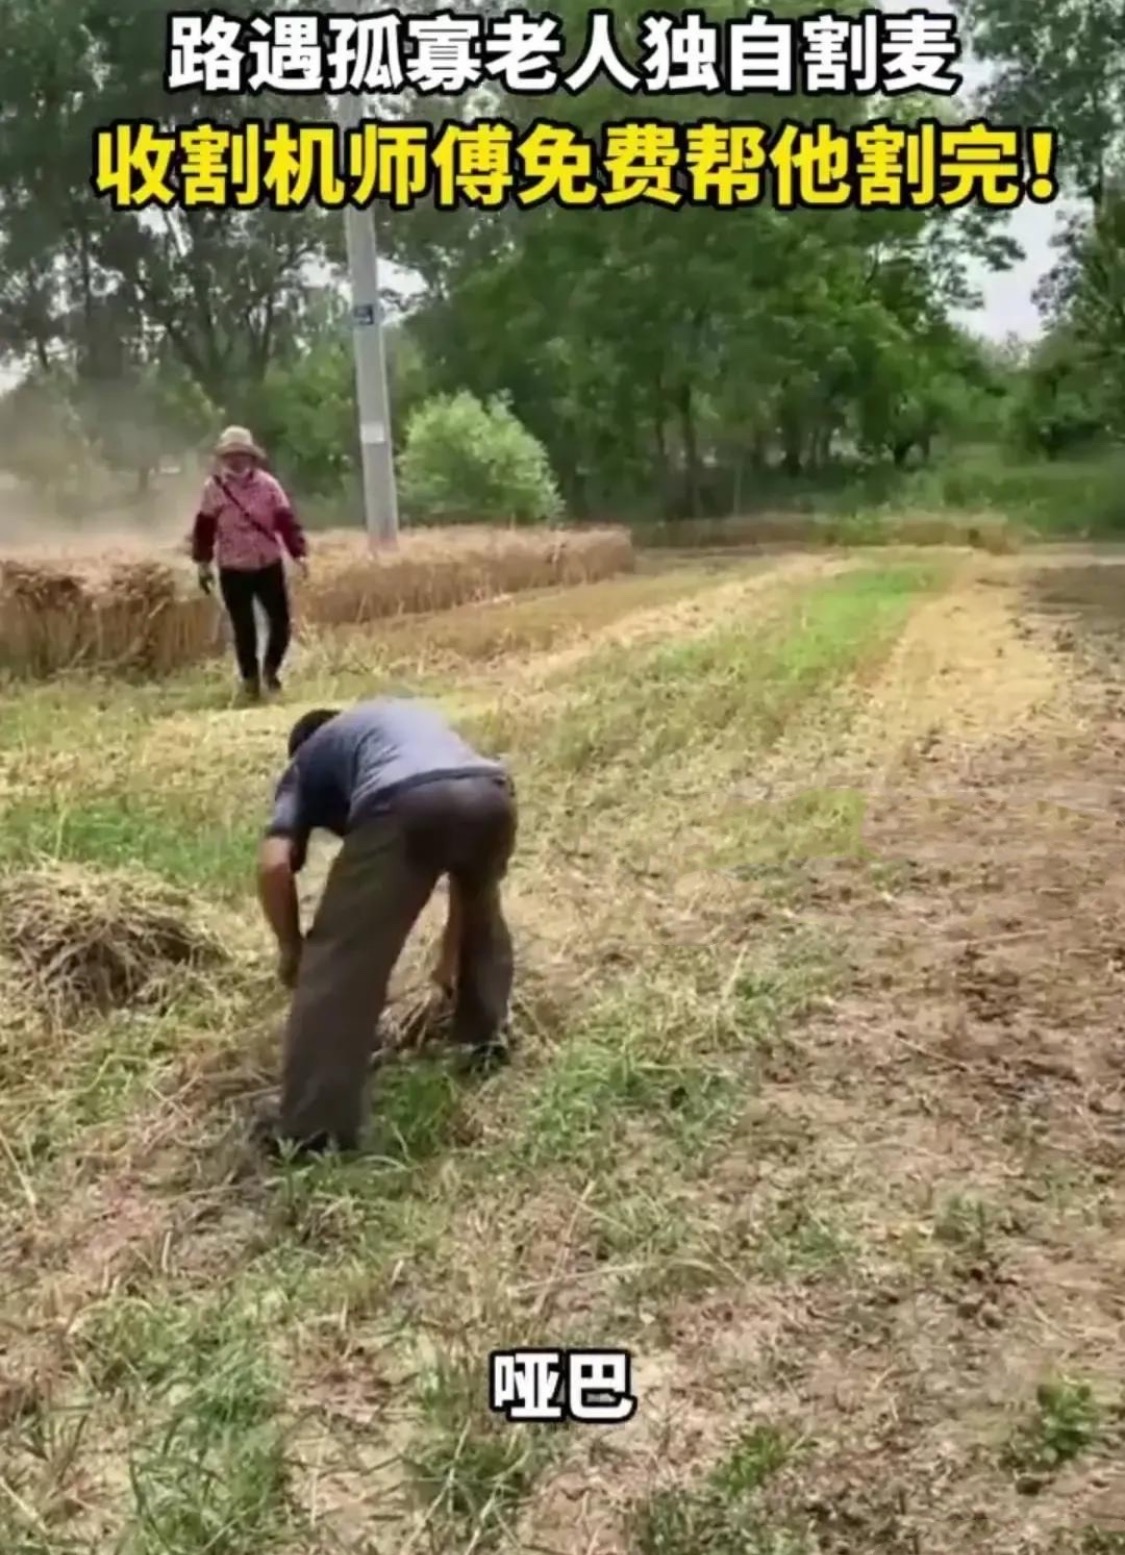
[489,1349,565,1423]
[162,8,963,98]
[489,1348,638,1424]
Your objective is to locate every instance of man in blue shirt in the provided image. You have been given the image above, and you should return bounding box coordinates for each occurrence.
[256,697,517,1154]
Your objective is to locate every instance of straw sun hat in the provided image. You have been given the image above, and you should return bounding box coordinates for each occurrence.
[214,425,264,460]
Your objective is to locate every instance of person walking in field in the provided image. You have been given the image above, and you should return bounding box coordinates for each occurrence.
[255,697,517,1155]
[191,425,308,701]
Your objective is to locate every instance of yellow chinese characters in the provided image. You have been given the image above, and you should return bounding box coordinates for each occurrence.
[90,118,1058,213]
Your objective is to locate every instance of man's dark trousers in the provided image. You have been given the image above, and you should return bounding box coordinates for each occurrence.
[279,772,516,1149]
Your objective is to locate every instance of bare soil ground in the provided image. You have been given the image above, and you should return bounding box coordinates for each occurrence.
[1,547,1124,1554]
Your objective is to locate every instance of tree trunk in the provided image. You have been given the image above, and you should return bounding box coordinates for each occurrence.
[781,422,802,475]
[676,383,701,516]
[652,411,674,519]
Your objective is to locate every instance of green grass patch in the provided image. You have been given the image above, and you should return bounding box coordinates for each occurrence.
[516,986,741,1170]
[898,447,1125,537]
[1001,1378,1123,1487]
[591,1181,735,1304]
[1079,1532,1125,1553]
[630,1424,805,1554]
[407,1352,558,1548]
[0,674,232,750]
[122,1329,293,1555]
[756,1195,857,1280]
[0,794,258,896]
[635,447,1125,540]
[367,1058,470,1167]
[7,1295,300,1555]
[720,788,868,877]
[536,564,945,776]
[931,1191,1021,1259]
[728,947,836,1027]
[0,1004,216,1173]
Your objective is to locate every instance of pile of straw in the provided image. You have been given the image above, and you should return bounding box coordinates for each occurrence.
[375,961,570,1064]
[379,985,454,1057]
[0,561,94,676]
[97,560,183,673]
[0,561,89,609]
[0,863,227,1017]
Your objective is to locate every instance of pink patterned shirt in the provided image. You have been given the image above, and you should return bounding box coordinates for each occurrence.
[191,469,307,572]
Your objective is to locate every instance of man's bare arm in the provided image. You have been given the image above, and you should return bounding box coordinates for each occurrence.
[258,836,302,959]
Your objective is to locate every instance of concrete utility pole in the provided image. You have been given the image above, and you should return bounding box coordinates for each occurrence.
[332,86,399,545]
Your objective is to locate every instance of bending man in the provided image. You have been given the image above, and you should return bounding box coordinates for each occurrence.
[257,698,517,1153]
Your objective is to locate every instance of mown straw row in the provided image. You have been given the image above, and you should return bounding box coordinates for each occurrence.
[0,525,635,678]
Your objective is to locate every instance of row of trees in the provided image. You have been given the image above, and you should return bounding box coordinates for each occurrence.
[0,0,1122,525]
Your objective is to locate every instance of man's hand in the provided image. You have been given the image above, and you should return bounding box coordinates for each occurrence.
[197,563,214,594]
[278,938,302,989]
[295,558,309,582]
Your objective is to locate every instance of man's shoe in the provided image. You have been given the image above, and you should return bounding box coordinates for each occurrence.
[264,672,282,696]
[460,1037,511,1075]
[238,678,262,704]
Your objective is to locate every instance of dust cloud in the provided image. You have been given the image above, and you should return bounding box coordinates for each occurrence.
[0,464,208,565]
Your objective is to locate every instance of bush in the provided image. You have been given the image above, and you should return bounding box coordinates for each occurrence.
[398,391,563,525]
[896,447,1125,535]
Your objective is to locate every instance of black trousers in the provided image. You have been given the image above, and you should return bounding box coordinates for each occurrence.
[218,561,290,686]
[280,773,517,1149]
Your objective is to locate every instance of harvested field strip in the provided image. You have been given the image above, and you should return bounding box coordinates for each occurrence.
[714,554,1073,867]
[0,524,634,679]
[465,551,866,699]
[0,560,955,1553]
[0,555,816,827]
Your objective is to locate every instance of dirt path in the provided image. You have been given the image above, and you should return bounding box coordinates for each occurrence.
[765,557,1125,1550]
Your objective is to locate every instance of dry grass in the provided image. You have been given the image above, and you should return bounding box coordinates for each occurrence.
[0,524,635,678]
[0,862,227,1018]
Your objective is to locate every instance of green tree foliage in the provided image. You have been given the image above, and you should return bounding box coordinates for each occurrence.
[398,392,564,525]
[1005,181,1125,457]
[968,0,1125,459]
[965,0,1125,203]
[0,0,337,447]
[1006,329,1107,458]
[383,2,1023,517]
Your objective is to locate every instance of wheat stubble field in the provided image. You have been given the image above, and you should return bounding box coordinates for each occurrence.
[1,541,1125,1554]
